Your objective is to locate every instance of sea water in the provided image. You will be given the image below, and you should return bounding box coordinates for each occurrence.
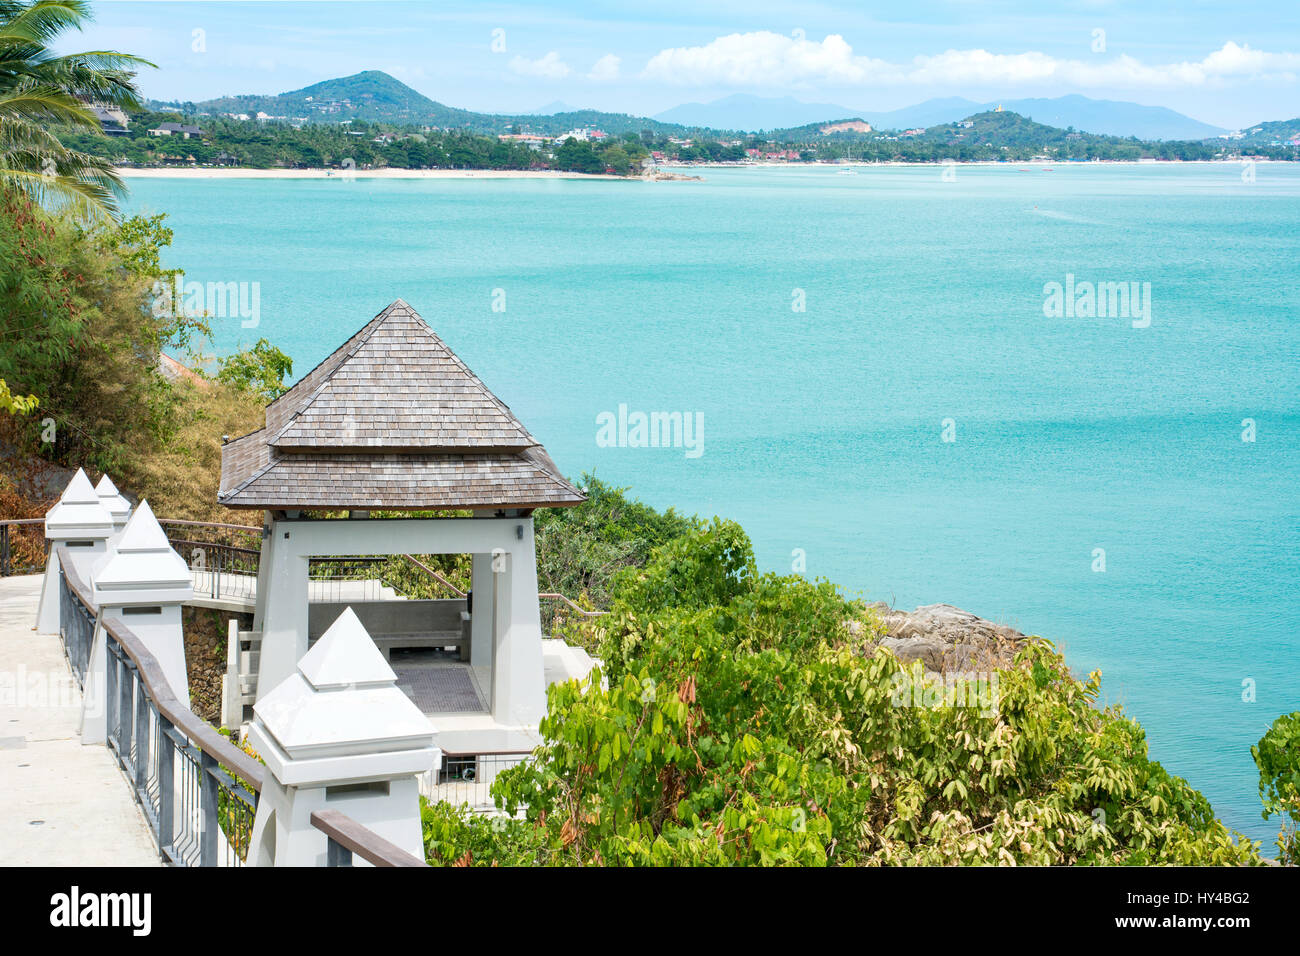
[126,163,1300,846]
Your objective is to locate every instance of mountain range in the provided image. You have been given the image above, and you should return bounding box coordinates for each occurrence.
[158,70,1293,145]
[654,93,1228,140]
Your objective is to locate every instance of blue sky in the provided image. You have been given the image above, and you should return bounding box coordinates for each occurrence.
[62,1,1300,127]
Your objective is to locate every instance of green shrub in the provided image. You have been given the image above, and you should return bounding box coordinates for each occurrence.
[1252,711,1300,864]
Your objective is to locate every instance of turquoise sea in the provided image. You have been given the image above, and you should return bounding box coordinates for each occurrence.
[126,163,1300,848]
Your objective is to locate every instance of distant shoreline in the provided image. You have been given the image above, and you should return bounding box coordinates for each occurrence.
[115,157,1293,183]
[116,166,622,180]
[672,158,1295,169]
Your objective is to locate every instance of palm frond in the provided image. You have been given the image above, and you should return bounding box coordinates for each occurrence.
[0,0,151,220]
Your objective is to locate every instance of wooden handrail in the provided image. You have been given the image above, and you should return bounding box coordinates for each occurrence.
[400,554,466,598]
[158,518,262,534]
[57,546,265,793]
[538,592,605,617]
[310,809,429,867]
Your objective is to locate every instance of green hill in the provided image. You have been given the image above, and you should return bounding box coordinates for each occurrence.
[1225,117,1300,146]
[155,70,702,137]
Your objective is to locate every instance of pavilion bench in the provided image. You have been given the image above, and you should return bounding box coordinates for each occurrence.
[307,599,471,662]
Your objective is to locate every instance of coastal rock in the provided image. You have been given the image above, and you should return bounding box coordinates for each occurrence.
[864,602,1028,671]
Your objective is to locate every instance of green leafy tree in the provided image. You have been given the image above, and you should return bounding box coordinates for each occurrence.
[0,377,37,413]
[553,137,604,174]
[449,520,1264,866]
[1252,712,1300,863]
[215,338,293,401]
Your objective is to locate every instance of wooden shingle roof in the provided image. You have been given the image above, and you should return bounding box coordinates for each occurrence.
[218,300,585,511]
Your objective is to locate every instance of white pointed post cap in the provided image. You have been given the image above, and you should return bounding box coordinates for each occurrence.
[249,607,436,787]
[95,474,132,530]
[93,500,194,605]
[45,468,115,539]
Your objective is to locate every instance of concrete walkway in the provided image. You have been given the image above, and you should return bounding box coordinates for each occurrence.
[0,575,160,866]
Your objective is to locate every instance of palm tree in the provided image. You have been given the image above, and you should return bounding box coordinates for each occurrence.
[0,0,153,219]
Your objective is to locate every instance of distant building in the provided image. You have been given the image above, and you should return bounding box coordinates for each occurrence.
[148,122,206,139]
[90,105,129,136]
[498,133,547,149]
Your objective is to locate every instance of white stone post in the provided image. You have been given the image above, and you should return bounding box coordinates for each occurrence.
[492,517,547,730]
[35,468,114,634]
[246,607,439,866]
[82,500,194,744]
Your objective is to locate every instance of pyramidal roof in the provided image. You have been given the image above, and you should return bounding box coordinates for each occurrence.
[94,500,193,599]
[95,474,131,523]
[250,606,435,766]
[298,607,396,689]
[46,468,114,538]
[115,500,170,553]
[218,300,585,512]
[62,467,100,505]
[266,299,535,453]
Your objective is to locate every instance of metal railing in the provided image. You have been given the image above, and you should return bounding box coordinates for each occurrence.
[159,519,262,604]
[58,546,264,867]
[58,565,96,686]
[311,810,429,867]
[422,750,532,812]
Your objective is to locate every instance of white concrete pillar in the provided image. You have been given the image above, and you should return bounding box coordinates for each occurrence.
[469,551,496,668]
[82,500,194,743]
[35,468,114,634]
[246,607,438,866]
[492,518,547,729]
[250,512,274,634]
[254,517,309,700]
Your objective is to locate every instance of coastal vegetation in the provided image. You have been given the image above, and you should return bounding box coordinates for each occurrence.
[55,102,1297,176]
[420,518,1279,866]
[0,188,286,519]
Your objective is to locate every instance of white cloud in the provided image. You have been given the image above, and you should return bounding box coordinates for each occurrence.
[509,51,570,80]
[643,32,889,87]
[641,32,1300,90]
[587,54,621,82]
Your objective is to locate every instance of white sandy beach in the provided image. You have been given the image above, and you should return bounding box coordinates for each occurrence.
[117,166,621,180]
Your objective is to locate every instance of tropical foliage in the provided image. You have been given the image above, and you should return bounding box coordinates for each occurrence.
[0,0,151,219]
[423,519,1267,866]
[0,188,288,518]
[1252,712,1300,864]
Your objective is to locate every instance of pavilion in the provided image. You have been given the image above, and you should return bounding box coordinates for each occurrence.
[218,299,585,751]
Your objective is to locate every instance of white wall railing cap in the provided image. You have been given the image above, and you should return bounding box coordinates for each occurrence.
[45,468,114,539]
[95,474,132,526]
[93,500,193,602]
[251,607,435,763]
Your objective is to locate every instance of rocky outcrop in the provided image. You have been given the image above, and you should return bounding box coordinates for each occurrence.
[857,603,1029,671]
